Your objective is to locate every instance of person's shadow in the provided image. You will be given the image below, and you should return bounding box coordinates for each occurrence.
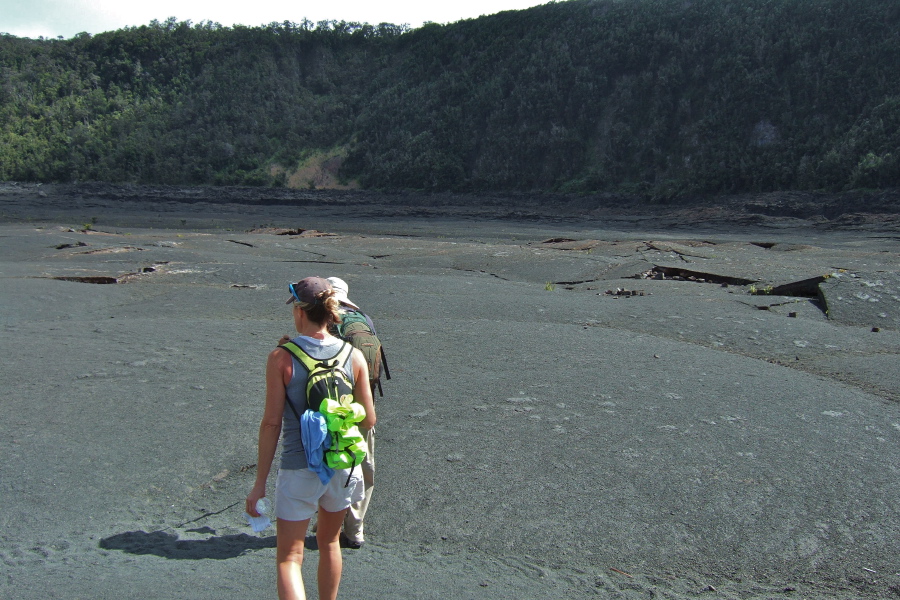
[100,528,276,560]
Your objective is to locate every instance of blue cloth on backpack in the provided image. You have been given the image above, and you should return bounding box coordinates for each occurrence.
[301,409,334,484]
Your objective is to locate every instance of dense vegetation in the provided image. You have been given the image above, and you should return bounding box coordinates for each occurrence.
[2,0,899,197]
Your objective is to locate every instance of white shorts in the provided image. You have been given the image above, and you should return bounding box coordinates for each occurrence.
[275,468,364,522]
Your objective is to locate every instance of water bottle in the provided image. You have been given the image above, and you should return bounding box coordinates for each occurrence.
[246,497,272,533]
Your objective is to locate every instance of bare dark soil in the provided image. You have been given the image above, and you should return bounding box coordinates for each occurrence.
[1,181,899,600]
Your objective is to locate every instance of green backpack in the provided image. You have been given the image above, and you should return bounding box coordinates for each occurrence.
[334,309,389,396]
[280,341,368,474]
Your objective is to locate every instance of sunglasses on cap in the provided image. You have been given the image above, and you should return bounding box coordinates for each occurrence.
[286,283,303,304]
[285,276,331,305]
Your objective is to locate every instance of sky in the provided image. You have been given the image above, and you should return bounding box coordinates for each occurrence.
[1,0,551,39]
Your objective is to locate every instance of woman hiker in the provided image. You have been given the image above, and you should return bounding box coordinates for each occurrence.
[246,276,376,600]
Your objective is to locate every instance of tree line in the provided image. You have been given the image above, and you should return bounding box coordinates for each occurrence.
[1,0,899,198]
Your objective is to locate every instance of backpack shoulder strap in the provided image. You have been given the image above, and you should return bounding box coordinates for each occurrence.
[281,340,352,371]
[334,341,353,366]
[280,341,318,372]
[277,341,310,422]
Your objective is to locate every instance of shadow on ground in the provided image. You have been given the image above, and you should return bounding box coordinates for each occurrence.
[100,530,276,559]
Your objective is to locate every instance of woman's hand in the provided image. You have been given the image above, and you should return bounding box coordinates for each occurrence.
[246,484,266,517]
[277,334,291,346]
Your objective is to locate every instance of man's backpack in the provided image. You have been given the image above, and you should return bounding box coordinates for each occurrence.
[334,309,390,396]
[280,341,368,481]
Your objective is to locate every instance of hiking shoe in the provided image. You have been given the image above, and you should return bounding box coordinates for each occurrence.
[340,533,364,549]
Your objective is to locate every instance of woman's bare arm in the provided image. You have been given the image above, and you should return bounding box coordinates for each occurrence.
[245,348,290,516]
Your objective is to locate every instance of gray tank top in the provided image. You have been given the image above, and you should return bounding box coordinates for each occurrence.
[280,335,354,470]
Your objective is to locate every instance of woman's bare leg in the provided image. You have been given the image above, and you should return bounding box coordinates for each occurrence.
[276,518,310,600]
[315,507,349,600]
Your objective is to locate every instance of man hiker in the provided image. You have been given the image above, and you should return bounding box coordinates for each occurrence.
[326,277,387,549]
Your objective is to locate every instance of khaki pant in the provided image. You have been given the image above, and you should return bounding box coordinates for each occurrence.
[342,426,374,543]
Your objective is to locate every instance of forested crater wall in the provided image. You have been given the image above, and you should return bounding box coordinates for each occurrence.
[2,0,899,199]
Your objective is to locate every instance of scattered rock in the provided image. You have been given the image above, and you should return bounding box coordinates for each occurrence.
[605,288,646,296]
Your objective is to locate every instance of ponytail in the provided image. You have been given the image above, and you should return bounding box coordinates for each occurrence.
[302,289,342,325]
